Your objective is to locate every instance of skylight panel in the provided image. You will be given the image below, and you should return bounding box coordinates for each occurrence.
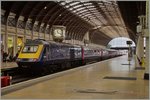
[73,5,83,9]
[88,7,96,10]
[65,5,70,8]
[87,5,95,8]
[69,7,74,11]
[83,3,92,6]
[65,1,72,3]
[75,7,85,11]
[76,9,88,14]
[60,2,66,6]
[82,13,92,17]
[69,2,80,6]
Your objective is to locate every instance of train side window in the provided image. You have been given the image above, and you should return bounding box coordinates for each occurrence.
[46,46,50,59]
[43,47,47,60]
[43,46,50,59]
[43,47,46,54]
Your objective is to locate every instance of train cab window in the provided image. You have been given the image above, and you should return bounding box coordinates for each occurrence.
[22,45,38,53]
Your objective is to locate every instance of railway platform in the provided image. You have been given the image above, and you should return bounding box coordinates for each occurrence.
[1,55,149,99]
[1,62,18,70]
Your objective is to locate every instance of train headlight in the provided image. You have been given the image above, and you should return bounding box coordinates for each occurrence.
[16,58,21,62]
[30,58,38,62]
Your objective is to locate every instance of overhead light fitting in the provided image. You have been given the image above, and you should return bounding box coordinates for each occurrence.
[44,6,47,9]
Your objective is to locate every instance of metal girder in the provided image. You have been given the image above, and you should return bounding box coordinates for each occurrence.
[59,12,91,39]
[100,1,122,37]
[58,1,94,27]
[40,2,62,31]
[28,2,50,33]
[91,1,121,37]
[2,1,14,24]
[64,17,89,39]
[20,2,38,22]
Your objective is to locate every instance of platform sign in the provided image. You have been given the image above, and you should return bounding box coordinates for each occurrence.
[52,25,66,42]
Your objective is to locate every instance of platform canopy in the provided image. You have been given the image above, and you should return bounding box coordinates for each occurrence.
[1,1,145,46]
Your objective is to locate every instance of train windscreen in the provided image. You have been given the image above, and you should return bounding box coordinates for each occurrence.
[22,45,38,53]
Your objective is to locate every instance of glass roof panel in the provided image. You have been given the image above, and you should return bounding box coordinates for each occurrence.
[81,15,93,19]
[79,12,91,16]
[72,10,77,13]
[83,3,92,6]
[90,10,99,13]
[75,7,85,11]
[87,5,95,8]
[92,19,102,26]
[65,5,70,8]
[59,1,129,38]
[69,7,73,10]
[80,1,88,3]
[65,1,73,3]
[88,16,97,19]
[60,2,66,5]
[73,5,83,9]
[69,2,80,6]
[98,2,103,4]
[99,5,105,7]
[82,13,92,17]
[76,9,88,14]
[88,7,97,10]
[87,6,95,9]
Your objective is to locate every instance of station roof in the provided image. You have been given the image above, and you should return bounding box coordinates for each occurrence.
[1,1,146,46]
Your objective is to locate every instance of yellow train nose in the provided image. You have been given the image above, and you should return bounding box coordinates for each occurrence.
[18,45,43,59]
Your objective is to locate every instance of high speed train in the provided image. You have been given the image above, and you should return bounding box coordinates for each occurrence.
[16,39,121,71]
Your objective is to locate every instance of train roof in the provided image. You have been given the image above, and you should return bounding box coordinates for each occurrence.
[25,39,78,47]
[25,39,49,45]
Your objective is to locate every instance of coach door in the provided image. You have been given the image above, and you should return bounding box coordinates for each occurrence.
[47,45,50,60]
[43,45,50,61]
[70,47,75,60]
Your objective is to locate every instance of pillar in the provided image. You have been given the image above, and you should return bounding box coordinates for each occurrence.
[144,1,149,80]
[136,34,144,66]
[144,37,149,79]
[15,18,19,55]
[135,14,146,67]
[83,31,90,46]
[5,17,8,53]
[24,21,27,43]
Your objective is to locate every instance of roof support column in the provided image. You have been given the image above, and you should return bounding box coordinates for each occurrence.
[144,36,149,80]
[14,19,18,56]
[135,14,146,68]
[24,20,28,42]
[83,31,90,46]
[2,10,8,53]
[25,19,32,42]
[4,20,8,53]
[136,34,144,66]
[33,21,39,40]
[144,1,149,80]
[49,28,53,40]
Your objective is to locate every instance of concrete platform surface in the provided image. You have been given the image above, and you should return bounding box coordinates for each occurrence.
[1,55,149,99]
[1,62,18,70]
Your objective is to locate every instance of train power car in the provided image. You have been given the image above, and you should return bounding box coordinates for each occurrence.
[17,39,82,69]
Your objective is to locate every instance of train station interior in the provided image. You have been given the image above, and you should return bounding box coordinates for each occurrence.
[1,0,149,99]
